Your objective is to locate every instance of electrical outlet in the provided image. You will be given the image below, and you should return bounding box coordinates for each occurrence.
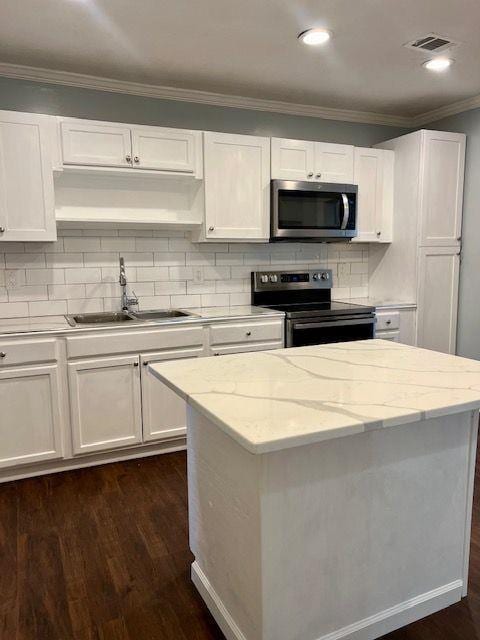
[5,270,17,289]
[193,268,204,284]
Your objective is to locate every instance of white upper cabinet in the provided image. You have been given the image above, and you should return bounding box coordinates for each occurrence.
[131,126,202,175]
[61,120,132,168]
[353,147,394,243]
[419,130,466,247]
[0,111,56,242]
[314,142,354,183]
[271,137,354,183]
[59,118,203,177]
[271,138,314,180]
[202,131,270,241]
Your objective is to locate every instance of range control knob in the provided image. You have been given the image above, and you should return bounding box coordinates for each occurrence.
[269,274,278,283]
[260,274,269,283]
[320,272,330,281]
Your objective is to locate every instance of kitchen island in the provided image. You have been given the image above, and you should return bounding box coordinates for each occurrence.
[150,340,480,640]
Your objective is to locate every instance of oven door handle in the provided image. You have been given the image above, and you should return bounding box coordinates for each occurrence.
[341,193,349,230]
[292,318,374,330]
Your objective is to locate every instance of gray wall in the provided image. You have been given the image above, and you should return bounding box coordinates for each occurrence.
[0,76,408,145]
[424,109,480,359]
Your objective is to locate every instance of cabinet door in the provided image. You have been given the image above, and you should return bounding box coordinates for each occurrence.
[419,131,465,247]
[416,247,460,354]
[141,347,203,442]
[353,148,393,243]
[0,365,63,468]
[61,120,132,167]
[68,355,142,455]
[314,142,354,183]
[0,111,56,241]
[271,138,314,180]
[204,132,270,240]
[131,127,201,174]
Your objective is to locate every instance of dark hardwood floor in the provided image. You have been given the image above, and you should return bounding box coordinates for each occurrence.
[1,450,480,640]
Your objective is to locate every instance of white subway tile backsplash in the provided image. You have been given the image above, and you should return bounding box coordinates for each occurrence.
[6,253,45,269]
[0,230,369,318]
[49,284,86,300]
[65,268,102,284]
[27,269,65,285]
[28,300,67,316]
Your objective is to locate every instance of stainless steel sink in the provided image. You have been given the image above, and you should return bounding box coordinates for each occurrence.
[131,309,197,321]
[65,311,138,327]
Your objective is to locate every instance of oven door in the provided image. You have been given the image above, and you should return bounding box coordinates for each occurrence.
[287,314,375,347]
[271,180,357,241]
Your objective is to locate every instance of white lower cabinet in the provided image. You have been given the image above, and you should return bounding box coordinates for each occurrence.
[375,307,416,345]
[68,355,143,455]
[0,364,64,468]
[416,247,460,354]
[140,347,203,442]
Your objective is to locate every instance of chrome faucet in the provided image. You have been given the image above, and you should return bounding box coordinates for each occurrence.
[119,257,138,311]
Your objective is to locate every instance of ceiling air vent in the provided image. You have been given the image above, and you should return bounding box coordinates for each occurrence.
[404,33,459,54]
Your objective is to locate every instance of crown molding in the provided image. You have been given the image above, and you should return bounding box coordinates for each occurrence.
[412,94,480,126]
[0,62,412,128]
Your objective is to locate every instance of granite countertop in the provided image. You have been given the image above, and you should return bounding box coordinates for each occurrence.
[150,340,480,454]
[346,298,417,309]
[0,306,284,337]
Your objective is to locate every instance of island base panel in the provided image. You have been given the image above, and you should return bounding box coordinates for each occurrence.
[187,407,478,640]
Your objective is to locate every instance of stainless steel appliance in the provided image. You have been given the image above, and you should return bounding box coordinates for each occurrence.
[252,269,375,347]
[271,180,357,241]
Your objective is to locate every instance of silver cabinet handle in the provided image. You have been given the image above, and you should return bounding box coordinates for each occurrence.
[133,361,139,367]
[307,172,314,178]
[134,156,140,164]
[208,226,215,232]
[214,352,220,356]
[126,154,132,163]
[0,352,5,358]
[0,227,5,233]
[316,173,322,178]
[143,361,149,366]
[386,320,392,325]
[376,231,381,237]
[246,331,252,336]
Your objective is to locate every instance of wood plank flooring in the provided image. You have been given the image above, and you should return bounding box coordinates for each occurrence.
[0,450,479,640]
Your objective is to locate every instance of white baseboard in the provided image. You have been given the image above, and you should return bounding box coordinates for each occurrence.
[191,561,463,640]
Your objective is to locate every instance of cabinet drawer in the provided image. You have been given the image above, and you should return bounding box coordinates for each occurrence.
[211,341,284,356]
[66,326,204,358]
[376,330,400,343]
[210,320,284,346]
[375,312,400,331]
[0,338,57,367]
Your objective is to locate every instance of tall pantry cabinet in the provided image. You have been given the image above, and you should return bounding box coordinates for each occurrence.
[371,130,465,354]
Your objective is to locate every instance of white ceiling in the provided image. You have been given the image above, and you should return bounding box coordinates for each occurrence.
[1,0,479,120]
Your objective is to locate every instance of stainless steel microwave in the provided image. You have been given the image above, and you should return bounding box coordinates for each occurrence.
[271,180,358,242]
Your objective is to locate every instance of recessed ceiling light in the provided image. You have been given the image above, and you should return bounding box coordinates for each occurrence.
[423,57,453,72]
[298,28,331,46]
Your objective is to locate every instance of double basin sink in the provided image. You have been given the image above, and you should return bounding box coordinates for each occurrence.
[65,309,196,328]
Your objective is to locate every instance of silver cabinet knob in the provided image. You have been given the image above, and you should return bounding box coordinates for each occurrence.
[386,320,392,325]
[133,361,139,367]
[214,353,220,356]
[0,352,6,359]
[376,231,381,237]
[134,156,140,163]
[316,173,322,178]
[143,361,149,366]
[208,226,215,232]
[0,227,5,233]
[126,154,132,163]
[246,331,252,337]
[307,172,314,178]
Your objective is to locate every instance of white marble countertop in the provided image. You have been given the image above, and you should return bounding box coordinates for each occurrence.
[346,297,417,309]
[150,340,480,454]
[0,306,284,337]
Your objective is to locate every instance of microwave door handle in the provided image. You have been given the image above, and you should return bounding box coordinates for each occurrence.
[341,194,349,230]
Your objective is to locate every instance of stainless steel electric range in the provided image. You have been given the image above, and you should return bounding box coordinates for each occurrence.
[252,269,375,348]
